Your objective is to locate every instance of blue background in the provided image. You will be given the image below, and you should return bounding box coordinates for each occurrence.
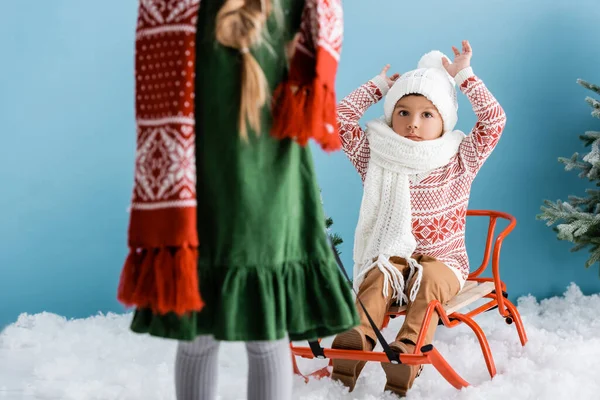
[1,0,600,329]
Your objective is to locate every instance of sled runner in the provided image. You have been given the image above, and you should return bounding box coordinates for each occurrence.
[290,210,528,389]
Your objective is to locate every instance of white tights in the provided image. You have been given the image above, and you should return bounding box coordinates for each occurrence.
[175,335,293,400]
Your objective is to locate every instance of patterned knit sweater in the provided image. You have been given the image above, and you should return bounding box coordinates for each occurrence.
[337,70,506,287]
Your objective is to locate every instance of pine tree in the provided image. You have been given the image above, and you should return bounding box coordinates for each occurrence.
[326,216,344,257]
[538,79,600,275]
[319,188,344,256]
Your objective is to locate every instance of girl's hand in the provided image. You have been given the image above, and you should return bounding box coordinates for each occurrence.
[441,40,472,78]
[379,64,400,88]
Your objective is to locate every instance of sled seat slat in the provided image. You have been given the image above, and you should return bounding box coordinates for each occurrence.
[387,280,494,315]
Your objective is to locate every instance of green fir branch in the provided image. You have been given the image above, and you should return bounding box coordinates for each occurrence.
[585,96,600,111]
[330,232,343,248]
[558,154,593,179]
[567,194,588,206]
[579,131,600,147]
[578,79,600,96]
[324,214,344,256]
[325,217,333,230]
[570,242,589,253]
[575,188,600,213]
[585,245,600,268]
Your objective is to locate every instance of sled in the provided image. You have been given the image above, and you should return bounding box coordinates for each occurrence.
[290,210,528,390]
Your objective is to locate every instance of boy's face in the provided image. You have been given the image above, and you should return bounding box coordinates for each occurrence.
[391,95,444,141]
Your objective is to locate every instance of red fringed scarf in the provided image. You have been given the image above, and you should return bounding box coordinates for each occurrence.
[271,0,344,151]
[118,0,344,316]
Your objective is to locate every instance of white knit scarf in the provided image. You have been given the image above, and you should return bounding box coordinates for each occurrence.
[353,118,465,304]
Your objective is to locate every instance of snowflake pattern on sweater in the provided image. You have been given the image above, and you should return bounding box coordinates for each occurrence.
[337,72,506,285]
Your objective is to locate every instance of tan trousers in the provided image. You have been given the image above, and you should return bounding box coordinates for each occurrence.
[356,255,461,346]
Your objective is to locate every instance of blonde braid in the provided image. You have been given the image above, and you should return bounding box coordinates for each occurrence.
[215,0,275,139]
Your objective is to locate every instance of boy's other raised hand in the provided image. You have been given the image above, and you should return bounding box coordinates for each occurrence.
[442,40,472,78]
[379,64,400,88]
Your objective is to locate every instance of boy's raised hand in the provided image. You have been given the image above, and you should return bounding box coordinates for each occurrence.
[379,64,400,88]
[442,40,472,78]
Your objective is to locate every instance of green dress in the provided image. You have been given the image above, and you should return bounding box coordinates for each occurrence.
[131,0,359,341]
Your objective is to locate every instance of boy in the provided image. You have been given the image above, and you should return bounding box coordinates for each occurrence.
[332,41,506,397]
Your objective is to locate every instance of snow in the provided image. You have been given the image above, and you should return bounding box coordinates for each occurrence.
[1,283,599,400]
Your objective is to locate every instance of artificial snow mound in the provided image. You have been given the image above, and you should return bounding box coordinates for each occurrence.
[1,283,600,400]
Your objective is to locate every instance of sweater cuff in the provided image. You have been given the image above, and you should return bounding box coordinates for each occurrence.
[454,67,475,86]
[371,75,390,96]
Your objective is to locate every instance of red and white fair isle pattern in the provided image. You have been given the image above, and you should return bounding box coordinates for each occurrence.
[133,0,199,210]
[338,76,506,282]
[296,0,343,61]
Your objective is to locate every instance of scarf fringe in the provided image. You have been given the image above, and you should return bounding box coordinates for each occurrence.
[407,258,424,302]
[117,246,204,316]
[353,255,424,305]
[271,76,341,152]
[354,255,406,304]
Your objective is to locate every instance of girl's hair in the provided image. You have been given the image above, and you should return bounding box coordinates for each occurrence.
[215,0,281,139]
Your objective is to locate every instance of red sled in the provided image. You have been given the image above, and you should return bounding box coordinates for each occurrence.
[290,210,528,390]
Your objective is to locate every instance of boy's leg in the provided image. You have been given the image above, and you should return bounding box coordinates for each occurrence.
[397,255,461,346]
[382,255,460,397]
[357,257,409,344]
[331,258,409,391]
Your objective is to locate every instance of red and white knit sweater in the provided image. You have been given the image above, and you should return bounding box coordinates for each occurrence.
[337,70,506,287]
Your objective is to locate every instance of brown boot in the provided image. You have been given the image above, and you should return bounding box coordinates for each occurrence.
[331,327,374,392]
[380,341,423,397]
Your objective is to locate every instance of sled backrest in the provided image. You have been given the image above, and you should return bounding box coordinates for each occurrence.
[466,210,517,279]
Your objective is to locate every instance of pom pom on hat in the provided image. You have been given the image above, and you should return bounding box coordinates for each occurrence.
[383,50,459,133]
[418,50,455,86]
[418,50,447,69]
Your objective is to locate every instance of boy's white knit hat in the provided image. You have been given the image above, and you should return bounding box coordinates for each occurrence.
[384,50,458,133]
